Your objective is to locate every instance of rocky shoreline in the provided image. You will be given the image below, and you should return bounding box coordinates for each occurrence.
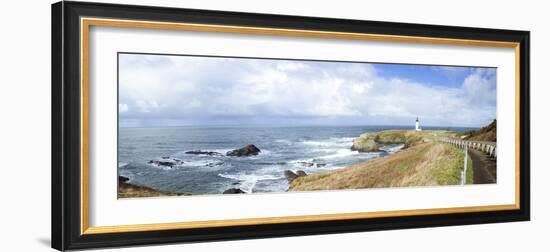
[121,144,264,196]
[119,131,459,197]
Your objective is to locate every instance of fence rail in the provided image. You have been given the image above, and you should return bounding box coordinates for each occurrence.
[439,138,497,158]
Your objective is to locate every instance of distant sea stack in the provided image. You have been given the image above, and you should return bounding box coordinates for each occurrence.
[226,144,261,156]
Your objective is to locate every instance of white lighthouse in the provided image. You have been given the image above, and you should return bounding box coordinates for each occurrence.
[415,117,422,131]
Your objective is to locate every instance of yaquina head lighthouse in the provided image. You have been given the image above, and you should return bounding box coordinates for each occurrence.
[415,117,422,131]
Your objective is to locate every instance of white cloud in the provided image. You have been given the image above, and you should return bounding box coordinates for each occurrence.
[118,103,128,113]
[119,54,495,127]
[135,100,159,113]
[276,62,309,71]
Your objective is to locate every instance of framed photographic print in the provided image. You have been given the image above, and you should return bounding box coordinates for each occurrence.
[51,1,530,250]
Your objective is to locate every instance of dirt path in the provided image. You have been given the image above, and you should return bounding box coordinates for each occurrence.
[468,149,496,184]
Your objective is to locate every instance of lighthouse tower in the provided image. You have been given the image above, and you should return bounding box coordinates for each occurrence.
[415,117,422,131]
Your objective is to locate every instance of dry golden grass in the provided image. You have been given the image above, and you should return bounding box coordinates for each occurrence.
[118,182,190,198]
[289,142,464,191]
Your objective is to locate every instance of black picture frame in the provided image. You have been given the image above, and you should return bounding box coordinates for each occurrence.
[52,1,530,251]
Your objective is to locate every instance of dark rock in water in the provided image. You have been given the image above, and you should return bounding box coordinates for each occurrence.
[158,161,175,167]
[232,182,240,185]
[298,161,314,167]
[118,175,130,183]
[223,188,246,194]
[185,150,222,156]
[162,156,170,159]
[297,161,326,168]
[148,158,183,168]
[284,170,307,182]
[296,170,307,177]
[226,144,261,157]
[284,170,298,182]
[205,162,224,167]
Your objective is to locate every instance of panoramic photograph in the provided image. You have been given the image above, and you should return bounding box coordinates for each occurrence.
[117,53,497,198]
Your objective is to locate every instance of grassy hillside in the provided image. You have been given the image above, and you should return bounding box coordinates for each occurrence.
[464,119,496,142]
[289,141,468,191]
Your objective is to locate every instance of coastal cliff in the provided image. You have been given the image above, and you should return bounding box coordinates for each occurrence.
[290,130,468,191]
[118,176,190,198]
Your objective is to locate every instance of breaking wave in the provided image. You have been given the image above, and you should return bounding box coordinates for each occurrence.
[218,173,282,193]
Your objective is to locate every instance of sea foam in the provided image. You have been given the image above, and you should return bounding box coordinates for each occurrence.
[218,173,281,193]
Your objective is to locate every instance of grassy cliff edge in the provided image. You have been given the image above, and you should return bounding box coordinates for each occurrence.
[290,130,467,191]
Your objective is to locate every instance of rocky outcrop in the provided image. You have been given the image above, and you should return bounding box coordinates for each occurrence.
[351,135,380,152]
[185,150,222,156]
[226,144,261,157]
[284,170,307,182]
[223,188,246,194]
[118,175,130,183]
[351,130,426,152]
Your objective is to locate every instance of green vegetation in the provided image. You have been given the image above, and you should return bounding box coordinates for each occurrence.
[466,154,474,184]
[375,130,422,147]
[465,119,496,142]
[351,130,459,152]
[463,129,477,137]
[429,145,464,185]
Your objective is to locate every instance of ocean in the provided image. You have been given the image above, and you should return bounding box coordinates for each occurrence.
[118,125,473,195]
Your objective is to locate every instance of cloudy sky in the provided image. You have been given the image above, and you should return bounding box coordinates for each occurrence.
[118,53,496,128]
